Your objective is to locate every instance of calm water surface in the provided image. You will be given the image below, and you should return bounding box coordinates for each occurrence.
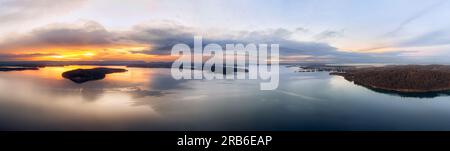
[1,65,450,130]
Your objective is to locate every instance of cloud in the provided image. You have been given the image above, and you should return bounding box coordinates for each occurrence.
[295,27,309,33]
[126,23,337,57]
[126,21,196,55]
[362,28,450,52]
[0,20,406,63]
[0,20,131,52]
[399,29,450,47]
[383,0,446,37]
[314,30,343,41]
[125,23,390,63]
[0,53,57,61]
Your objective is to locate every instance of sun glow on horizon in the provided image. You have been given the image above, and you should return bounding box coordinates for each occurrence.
[9,46,176,62]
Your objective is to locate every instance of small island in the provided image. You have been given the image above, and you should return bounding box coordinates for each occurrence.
[62,68,127,84]
[331,65,450,93]
[0,67,39,72]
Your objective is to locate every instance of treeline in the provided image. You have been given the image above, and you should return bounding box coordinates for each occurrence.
[340,65,450,92]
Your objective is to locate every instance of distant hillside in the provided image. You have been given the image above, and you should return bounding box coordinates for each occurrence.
[331,65,450,93]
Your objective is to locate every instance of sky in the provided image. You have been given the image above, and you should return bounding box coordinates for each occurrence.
[0,0,450,63]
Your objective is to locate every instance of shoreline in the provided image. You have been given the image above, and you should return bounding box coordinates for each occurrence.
[330,65,450,93]
[0,67,39,72]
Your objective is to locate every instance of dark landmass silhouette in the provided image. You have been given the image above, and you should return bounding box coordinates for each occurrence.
[211,65,249,73]
[127,62,172,68]
[130,63,249,74]
[0,61,250,75]
[331,65,450,93]
[62,68,127,84]
[0,67,39,72]
[0,61,147,67]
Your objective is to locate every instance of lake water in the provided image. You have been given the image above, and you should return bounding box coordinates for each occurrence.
[1,65,450,130]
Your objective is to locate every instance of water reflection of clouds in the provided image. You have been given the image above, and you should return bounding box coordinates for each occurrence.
[63,67,189,102]
[128,87,169,98]
[72,69,189,102]
[146,75,189,90]
[4,65,450,130]
[0,66,189,103]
